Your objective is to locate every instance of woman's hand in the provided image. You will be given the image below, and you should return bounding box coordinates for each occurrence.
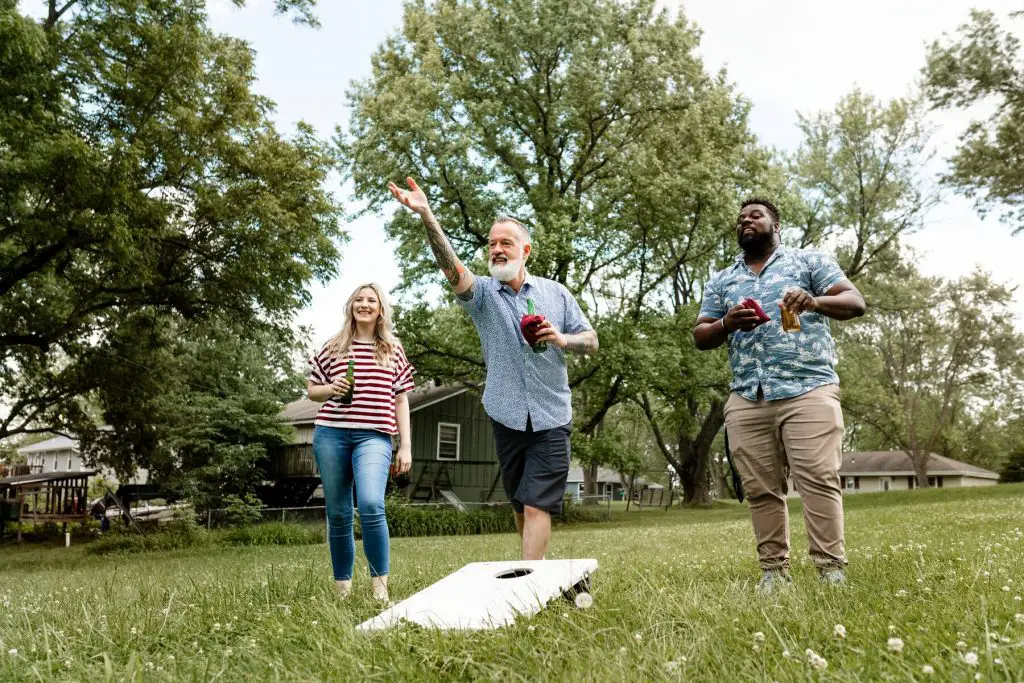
[393,446,412,475]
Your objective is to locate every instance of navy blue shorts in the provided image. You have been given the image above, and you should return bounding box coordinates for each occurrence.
[490,417,571,514]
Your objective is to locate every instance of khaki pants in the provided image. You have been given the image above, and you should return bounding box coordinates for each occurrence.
[724,384,846,571]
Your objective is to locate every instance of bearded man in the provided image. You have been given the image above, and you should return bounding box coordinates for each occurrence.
[388,178,598,560]
[693,198,866,593]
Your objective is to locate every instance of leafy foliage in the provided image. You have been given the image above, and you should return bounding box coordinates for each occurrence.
[0,0,343,450]
[924,9,1024,233]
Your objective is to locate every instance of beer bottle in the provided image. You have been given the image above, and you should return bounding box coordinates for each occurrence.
[527,298,546,353]
[340,359,356,404]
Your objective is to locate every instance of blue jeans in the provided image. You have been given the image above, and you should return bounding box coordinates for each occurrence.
[312,426,392,580]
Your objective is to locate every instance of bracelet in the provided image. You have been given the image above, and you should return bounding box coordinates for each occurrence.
[720,318,731,333]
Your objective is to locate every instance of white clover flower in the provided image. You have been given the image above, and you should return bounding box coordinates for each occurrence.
[921,664,934,675]
[1015,613,1024,624]
[1003,586,1011,592]
[634,633,642,642]
[834,624,847,639]
[896,589,908,597]
[994,658,1003,665]
[664,661,680,673]
[888,637,904,653]
[809,653,828,670]
[782,650,791,658]
[963,652,979,666]
[974,674,982,681]
[956,640,968,651]
[7,649,16,656]
[753,632,765,643]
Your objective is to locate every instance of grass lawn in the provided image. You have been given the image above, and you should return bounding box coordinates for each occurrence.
[1,485,1023,681]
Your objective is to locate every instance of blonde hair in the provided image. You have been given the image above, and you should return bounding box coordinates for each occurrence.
[324,283,401,368]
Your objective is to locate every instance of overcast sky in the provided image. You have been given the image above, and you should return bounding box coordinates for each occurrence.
[208,0,1023,344]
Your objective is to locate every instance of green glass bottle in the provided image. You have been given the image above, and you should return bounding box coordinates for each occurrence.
[340,359,355,404]
[527,298,546,353]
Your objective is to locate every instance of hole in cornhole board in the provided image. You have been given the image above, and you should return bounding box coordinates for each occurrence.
[495,568,533,579]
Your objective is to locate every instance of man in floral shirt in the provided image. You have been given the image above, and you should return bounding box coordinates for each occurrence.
[694,198,866,593]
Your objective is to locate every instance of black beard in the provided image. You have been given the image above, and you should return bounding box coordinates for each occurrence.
[739,230,774,254]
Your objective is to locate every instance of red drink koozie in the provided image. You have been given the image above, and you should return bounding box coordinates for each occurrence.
[740,297,771,325]
[520,313,545,346]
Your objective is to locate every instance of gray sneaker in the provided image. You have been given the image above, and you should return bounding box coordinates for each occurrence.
[755,569,793,595]
[819,567,847,587]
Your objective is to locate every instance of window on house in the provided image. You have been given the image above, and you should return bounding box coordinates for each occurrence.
[881,477,891,491]
[436,423,461,461]
[845,477,857,490]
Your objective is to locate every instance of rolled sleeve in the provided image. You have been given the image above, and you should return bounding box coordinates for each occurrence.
[807,252,848,296]
[307,352,329,385]
[698,278,725,319]
[561,286,592,334]
[455,275,488,317]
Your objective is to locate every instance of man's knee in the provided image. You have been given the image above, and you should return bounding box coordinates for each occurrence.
[523,505,550,521]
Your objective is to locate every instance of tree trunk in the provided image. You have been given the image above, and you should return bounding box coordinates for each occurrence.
[583,461,599,498]
[913,451,930,489]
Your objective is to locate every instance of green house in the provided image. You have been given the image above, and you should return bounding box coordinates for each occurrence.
[273,385,505,507]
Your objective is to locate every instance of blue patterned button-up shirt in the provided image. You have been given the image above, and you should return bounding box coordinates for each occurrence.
[698,246,849,401]
[458,272,592,431]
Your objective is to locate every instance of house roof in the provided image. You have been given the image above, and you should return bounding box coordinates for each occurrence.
[278,384,475,425]
[565,465,648,486]
[0,470,97,488]
[839,451,999,479]
[16,435,78,455]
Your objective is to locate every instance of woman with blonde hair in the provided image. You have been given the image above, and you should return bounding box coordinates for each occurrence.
[307,283,415,601]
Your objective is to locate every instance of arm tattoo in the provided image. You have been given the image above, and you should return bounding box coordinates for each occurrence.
[564,331,599,354]
[423,212,464,288]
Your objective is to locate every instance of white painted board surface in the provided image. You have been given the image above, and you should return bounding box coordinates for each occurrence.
[358,559,598,631]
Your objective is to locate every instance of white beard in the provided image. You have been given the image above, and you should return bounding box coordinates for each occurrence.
[489,257,522,282]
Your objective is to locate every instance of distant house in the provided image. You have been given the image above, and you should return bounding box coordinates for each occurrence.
[787,451,999,496]
[16,435,148,486]
[274,384,506,506]
[837,451,999,493]
[565,466,656,501]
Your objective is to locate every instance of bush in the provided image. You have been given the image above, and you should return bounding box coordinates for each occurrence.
[370,495,608,538]
[375,497,516,538]
[222,522,323,547]
[557,496,610,524]
[221,493,263,527]
[86,522,212,555]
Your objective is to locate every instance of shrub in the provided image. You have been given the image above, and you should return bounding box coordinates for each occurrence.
[86,522,212,555]
[222,522,323,547]
[221,493,263,527]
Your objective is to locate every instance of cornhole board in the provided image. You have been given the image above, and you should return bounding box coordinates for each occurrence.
[357,558,598,631]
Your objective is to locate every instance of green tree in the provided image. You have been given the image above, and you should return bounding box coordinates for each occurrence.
[924,9,1024,233]
[340,0,761,501]
[79,315,306,508]
[0,0,342,444]
[790,88,937,280]
[839,265,1023,487]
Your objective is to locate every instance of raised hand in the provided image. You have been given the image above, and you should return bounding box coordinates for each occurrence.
[388,177,430,215]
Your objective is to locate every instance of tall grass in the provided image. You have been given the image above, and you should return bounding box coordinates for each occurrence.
[0,484,1021,681]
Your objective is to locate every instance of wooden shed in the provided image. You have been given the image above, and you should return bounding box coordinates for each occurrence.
[273,384,504,506]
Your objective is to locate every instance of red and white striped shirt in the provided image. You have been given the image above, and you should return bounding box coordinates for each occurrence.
[308,340,416,435]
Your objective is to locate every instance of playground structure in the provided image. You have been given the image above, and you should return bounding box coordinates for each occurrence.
[0,469,96,543]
